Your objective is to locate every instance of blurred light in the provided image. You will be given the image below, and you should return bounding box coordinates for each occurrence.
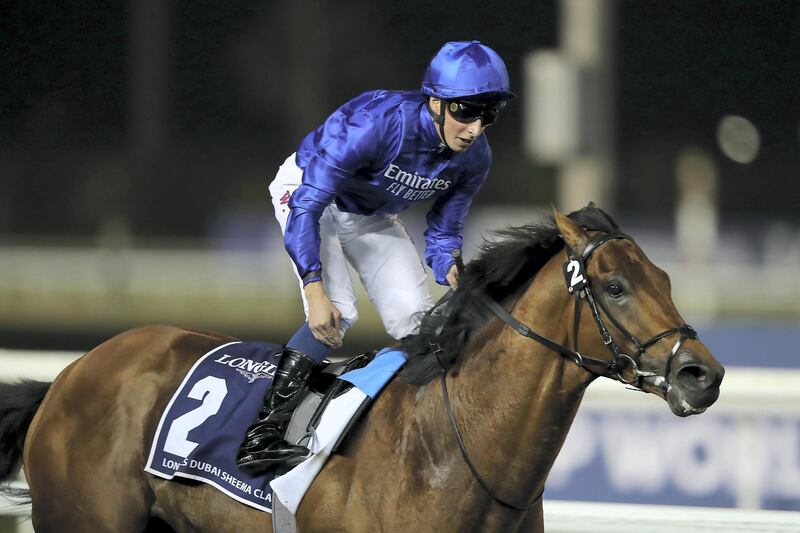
[676,148,717,198]
[675,147,719,316]
[525,50,579,163]
[716,115,760,164]
[675,148,718,260]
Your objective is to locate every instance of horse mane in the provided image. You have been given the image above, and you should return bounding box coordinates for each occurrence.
[399,204,620,386]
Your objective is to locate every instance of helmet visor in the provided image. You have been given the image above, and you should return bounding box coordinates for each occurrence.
[447,99,506,127]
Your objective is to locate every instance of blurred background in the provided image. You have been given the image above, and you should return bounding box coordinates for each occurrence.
[2,0,799,522]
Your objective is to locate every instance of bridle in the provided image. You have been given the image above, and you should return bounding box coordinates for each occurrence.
[481,232,698,391]
[436,231,698,510]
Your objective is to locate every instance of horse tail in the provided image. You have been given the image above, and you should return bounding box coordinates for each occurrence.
[0,380,50,501]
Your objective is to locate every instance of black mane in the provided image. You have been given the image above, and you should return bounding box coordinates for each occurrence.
[399,204,620,385]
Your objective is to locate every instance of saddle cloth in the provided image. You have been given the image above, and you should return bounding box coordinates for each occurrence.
[145,341,406,514]
[145,341,284,512]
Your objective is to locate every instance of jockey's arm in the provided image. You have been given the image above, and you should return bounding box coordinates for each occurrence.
[424,161,490,287]
[284,109,387,348]
[303,280,342,348]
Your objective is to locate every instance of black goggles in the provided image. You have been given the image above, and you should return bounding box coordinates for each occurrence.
[446,99,506,126]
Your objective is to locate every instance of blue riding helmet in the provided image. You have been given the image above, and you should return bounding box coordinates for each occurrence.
[421,41,516,101]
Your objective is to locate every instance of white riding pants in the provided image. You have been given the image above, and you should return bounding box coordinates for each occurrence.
[268,154,433,340]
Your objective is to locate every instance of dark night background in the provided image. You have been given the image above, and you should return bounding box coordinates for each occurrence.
[2,0,797,242]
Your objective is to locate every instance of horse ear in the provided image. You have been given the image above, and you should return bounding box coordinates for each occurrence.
[553,208,590,252]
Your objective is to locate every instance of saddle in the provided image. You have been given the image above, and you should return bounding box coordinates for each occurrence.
[271,350,377,533]
[282,350,376,466]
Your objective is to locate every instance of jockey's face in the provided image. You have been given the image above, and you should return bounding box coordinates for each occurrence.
[429,98,486,152]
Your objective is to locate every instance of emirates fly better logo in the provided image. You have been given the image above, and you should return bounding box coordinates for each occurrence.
[383,163,452,201]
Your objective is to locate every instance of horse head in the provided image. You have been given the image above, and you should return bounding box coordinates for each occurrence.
[554,210,724,416]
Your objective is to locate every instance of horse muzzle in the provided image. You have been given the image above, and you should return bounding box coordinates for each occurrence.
[665,351,725,417]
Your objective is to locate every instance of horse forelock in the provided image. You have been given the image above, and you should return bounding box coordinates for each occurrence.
[399,204,620,386]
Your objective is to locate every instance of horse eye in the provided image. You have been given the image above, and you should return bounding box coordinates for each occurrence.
[607,281,624,298]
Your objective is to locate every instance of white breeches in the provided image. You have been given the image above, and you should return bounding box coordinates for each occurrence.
[268,154,434,340]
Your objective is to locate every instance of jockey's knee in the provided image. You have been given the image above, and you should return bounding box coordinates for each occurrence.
[377,289,432,340]
[384,313,426,340]
[382,304,431,340]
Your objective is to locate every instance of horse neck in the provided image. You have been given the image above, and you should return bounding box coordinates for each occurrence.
[417,257,589,507]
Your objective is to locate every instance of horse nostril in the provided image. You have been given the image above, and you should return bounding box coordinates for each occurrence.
[690,366,706,382]
[675,364,711,390]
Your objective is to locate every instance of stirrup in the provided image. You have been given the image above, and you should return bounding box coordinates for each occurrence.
[237,441,310,472]
[237,347,318,471]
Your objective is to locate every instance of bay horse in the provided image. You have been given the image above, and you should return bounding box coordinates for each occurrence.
[0,206,724,532]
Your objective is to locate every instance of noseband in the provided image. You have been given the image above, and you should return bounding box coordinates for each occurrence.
[437,232,698,510]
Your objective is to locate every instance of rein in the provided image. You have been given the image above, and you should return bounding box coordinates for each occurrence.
[435,232,698,511]
[438,364,544,510]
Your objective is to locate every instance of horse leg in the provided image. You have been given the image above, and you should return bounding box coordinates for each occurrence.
[24,326,235,532]
[147,479,271,532]
[25,360,156,531]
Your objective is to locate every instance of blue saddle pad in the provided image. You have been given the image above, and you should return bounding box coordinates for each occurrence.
[145,341,283,512]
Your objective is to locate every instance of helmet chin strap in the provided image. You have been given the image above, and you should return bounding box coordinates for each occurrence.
[426,98,451,151]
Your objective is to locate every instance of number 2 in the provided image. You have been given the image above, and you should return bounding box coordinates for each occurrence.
[566,260,585,289]
[163,376,228,458]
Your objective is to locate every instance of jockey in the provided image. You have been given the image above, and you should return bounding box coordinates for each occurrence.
[237,41,515,473]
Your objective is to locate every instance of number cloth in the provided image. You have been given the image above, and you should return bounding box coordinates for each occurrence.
[145,341,283,512]
[146,342,408,514]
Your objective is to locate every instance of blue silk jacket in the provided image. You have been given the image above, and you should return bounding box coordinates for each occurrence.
[287,90,491,285]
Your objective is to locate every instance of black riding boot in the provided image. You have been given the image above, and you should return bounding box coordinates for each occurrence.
[236,347,318,473]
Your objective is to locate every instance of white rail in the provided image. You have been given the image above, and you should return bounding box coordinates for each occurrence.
[0,482,29,516]
[543,500,800,532]
[0,350,82,381]
[3,496,799,532]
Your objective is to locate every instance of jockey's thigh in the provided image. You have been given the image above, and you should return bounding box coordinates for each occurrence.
[269,154,358,332]
[333,208,433,339]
